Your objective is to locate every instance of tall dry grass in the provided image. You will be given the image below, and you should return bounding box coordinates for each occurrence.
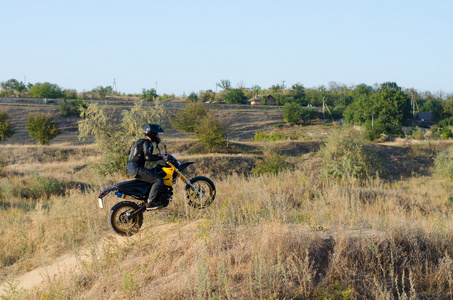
[2,138,453,299]
[2,160,451,299]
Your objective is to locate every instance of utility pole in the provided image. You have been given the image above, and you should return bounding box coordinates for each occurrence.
[155,81,158,93]
[113,79,117,93]
[281,80,286,95]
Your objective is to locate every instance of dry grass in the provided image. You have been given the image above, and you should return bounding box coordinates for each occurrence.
[1,139,453,299]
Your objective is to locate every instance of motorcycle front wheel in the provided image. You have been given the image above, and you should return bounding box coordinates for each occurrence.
[108,201,143,236]
[186,176,216,209]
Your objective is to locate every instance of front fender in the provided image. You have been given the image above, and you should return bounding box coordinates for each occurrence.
[178,162,195,172]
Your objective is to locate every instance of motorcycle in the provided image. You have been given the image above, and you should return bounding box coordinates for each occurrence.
[97,144,216,236]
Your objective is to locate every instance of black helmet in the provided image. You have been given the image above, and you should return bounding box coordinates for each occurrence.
[143,124,164,143]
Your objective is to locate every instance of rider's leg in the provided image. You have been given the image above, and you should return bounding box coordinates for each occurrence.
[134,168,164,209]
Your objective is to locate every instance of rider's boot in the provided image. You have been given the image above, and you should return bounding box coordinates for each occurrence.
[145,199,162,210]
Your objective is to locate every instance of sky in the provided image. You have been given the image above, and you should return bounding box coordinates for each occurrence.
[1,0,452,96]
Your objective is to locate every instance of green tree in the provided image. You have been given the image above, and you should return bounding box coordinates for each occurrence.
[352,83,373,98]
[59,99,72,116]
[195,114,227,152]
[170,102,209,133]
[216,79,231,93]
[29,82,64,98]
[59,98,87,117]
[344,82,410,136]
[26,113,60,145]
[420,99,443,121]
[282,102,320,124]
[379,82,401,91]
[199,89,215,102]
[0,79,27,96]
[63,89,77,99]
[141,88,158,101]
[0,110,15,141]
[186,92,199,102]
[291,83,305,100]
[78,100,167,175]
[91,86,110,100]
[222,88,247,104]
[371,87,411,129]
[282,102,302,123]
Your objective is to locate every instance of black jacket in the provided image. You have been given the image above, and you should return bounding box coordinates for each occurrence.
[126,139,161,170]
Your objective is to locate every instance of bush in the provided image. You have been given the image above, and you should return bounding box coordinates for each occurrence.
[0,173,63,200]
[0,110,15,141]
[412,127,425,140]
[320,126,382,180]
[26,113,60,145]
[78,101,167,175]
[59,99,72,116]
[252,149,290,175]
[59,98,88,117]
[170,102,209,133]
[282,102,320,124]
[434,147,453,179]
[365,121,403,141]
[442,127,453,139]
[195,114,227,152]
[252,131,286,142]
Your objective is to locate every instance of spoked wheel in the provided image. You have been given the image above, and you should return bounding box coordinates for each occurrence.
[108,201,143,236]
[186,176,216,209]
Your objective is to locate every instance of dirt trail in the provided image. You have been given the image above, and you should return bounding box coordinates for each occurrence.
[0,236,113,296]
[0,220,177,297]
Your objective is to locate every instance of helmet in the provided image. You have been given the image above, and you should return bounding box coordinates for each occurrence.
[143,124,164,143]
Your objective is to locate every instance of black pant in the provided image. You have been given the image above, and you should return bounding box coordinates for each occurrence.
[128,167,163,203]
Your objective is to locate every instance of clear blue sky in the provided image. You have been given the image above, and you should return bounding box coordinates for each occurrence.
[1,0,452,96]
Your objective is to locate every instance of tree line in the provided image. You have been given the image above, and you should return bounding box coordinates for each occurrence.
[3,77,453,139]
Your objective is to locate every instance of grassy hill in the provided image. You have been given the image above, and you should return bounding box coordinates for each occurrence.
[1,102,453,299]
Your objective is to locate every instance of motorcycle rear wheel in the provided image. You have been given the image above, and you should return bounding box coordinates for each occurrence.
[108,201,143,236]
[186,176,216,209]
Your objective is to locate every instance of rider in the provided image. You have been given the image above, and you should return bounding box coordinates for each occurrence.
[127,124,167,210]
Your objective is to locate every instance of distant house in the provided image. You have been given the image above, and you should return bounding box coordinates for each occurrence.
[248,94,276,105]
[411,112,436,128]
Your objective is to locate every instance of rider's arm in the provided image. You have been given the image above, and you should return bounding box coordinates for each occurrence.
[143,140,162,161]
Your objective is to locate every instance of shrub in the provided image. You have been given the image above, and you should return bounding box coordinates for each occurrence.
[434,147,453,179]
[0,110,15,141]
[195,114,227,152]
[186,92,199,103]
[59,99,72,116]
[412,127,425,140]
[442,127,453,139]
[78,101,167,175]
[320,126,382,180]
[282,102,321,124]
[26,113,60,145]
[59,98,88,117]
[252,131,286,142]
[170,102,209,133]
[0,173,63,200]
[252,149,289,175]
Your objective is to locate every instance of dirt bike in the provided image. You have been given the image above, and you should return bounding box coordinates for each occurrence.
[97,144,216,236]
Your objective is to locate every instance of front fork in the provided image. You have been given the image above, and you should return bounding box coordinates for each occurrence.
[166,161,203,197]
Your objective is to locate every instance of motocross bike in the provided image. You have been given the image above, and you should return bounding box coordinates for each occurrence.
[97,145,216,236]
